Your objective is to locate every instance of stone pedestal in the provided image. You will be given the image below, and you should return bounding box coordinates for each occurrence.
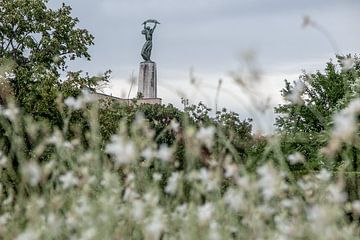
[138,61,157,98]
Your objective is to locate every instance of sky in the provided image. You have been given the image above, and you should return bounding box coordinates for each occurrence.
[49,0,360,133]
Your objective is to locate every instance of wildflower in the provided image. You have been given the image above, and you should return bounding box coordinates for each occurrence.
[165,172,180,195]
[142,147,154,161]
[341,57,355,71]
[0,213,10,226]
[170,119,180,132]
[21,162,42,186]
[327,183,347,203]
[105,135,136,167]
[287,152,305,165]
[16,228,39,240]
[223,188,244,212]
[47,130,64,147]
[196,126,215,149]
[352,200,360,215]
[64,96,83,110]
[285,80,305,105]
[198,203,214,224]
[2,103,19,121]
[209,221,221,240]
[152,173,162,182]
[224,162,238,178]
[236,175,251,190]
[175,204,188,218]
[332,111,357,143]
[123,187,139,201]
[316,169,331,181]
[59,171,79,189]
[196,168,218,192]
[145,209,165,240]
[79,228,96,240]
[132,200,145,221]
[257,164,282,200]
[157,144,173,162]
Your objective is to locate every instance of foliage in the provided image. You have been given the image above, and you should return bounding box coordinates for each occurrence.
[274,55,360,169]
[275,55,360,133]
[0,0,110,125]
[0,97,359,239]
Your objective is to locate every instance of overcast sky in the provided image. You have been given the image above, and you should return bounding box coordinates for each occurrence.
[49,0,360,133]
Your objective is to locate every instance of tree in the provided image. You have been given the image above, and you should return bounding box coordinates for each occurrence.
[275,55,360,134]
[0,0,109,125]
[274,55,360,169]
[0,0,96,100]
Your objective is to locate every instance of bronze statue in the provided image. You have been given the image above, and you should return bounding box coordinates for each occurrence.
[141,19,160,62]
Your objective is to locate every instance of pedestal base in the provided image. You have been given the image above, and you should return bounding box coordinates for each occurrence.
[138,61,157,98]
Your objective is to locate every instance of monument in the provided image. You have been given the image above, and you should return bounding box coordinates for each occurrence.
[138,19,160,99]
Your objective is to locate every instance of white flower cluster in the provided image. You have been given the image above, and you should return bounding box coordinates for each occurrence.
[64,90,95,110]
[323,98,360,155]
[105,135,136,168]
[285,80,305,105]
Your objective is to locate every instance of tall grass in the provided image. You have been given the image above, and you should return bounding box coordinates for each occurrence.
[0,92,359,240]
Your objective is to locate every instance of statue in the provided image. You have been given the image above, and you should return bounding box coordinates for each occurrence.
[141,19,160,62]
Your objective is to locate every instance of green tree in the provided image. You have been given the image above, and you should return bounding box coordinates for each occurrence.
[275,55,360,133]
[0,0,94,93]
[0,0,109,125]
[274,55,360,168]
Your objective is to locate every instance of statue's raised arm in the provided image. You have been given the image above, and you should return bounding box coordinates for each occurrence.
[141,19,160,62]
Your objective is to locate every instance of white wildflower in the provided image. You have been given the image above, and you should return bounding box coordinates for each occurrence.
[165,172,180,195]
[287,152,305,165]
[236,175,251,190]
[329,98,360,146]
[21,162,42,186]
[196,126,215,149]
[0,213,10,226]
[132,200,145,221]
[157,144,173,162]
[198,203,214,224]
[59,171,79,189]
[257,164,282,200]
[209,221,221,240]
[75,196,90,216]
[175,204,188,218]
[144,192,160,206]
[123,187,139,201]
[16,228,39,240]
[47,130,63,147]
[316,169,332,181]
[332,111,356,142]
[2,105,19,122]
[105,135,136,167]
[142,147,154,161]
[352,200,360,215]
[341,57,355,71]
[285,80,305,105]
[152,173,162,182]
[145,209,165,240]
[47,213,62,236]
[79,228,96,240]
[224,163,238,178]
[170,119,180,132]
[223,188,244,212]
[81,89,95,104]
[196,168,218,192]
[64,96,83,110]
[327,183,347,203]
